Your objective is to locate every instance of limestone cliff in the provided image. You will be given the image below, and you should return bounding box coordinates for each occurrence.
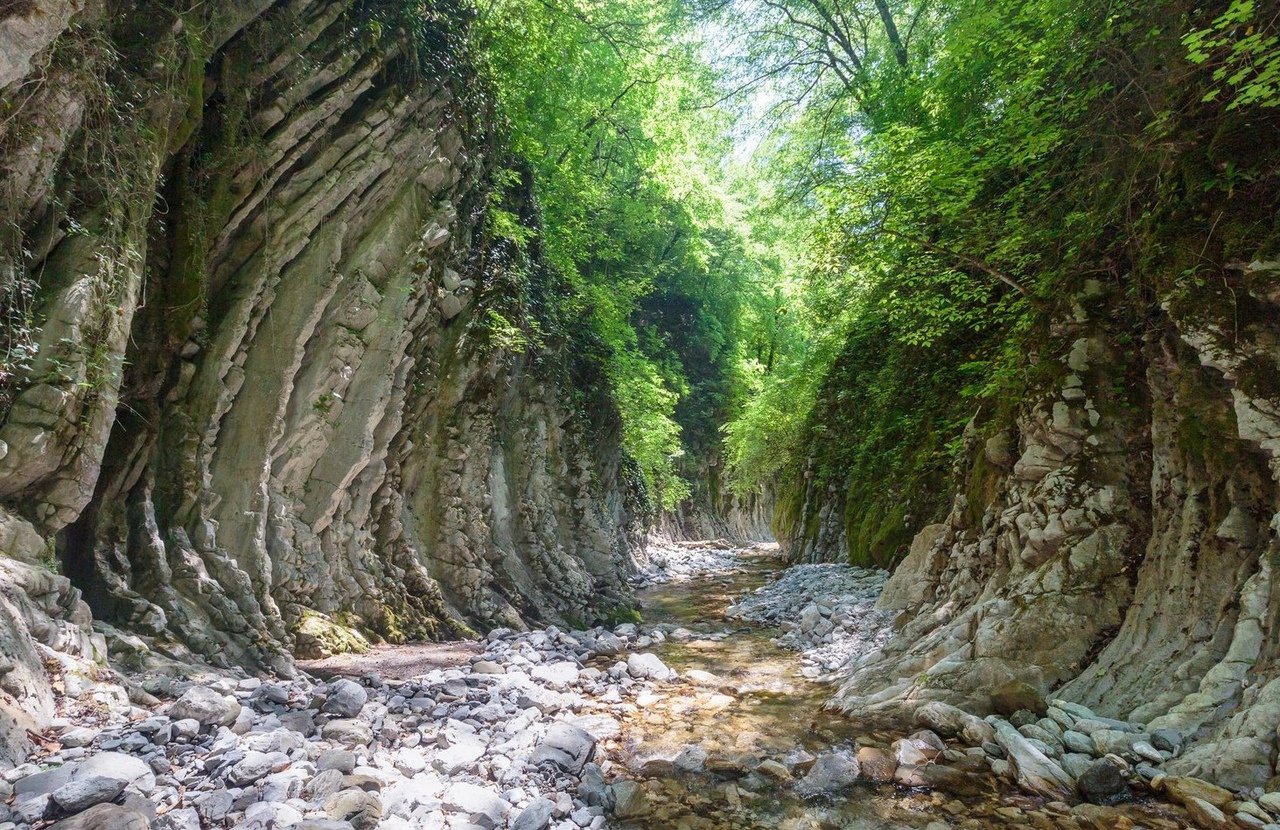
[0,0,641,762]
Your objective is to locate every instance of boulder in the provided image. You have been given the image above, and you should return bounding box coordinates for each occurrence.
[796,749,860,796]
[611,781,649,819]
[48,804,149,830]
[915,701,996,745]
[530,722,595,774]
[856,746,898,782]
[991,718,1076,801]
[626,653,675,681]
[1076,758,1130,806]
[50,775,126,813]
[512,798,555,830]
[322,680,368,718]
[170,686,241,727]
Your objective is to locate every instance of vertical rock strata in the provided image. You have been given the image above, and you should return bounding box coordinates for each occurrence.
[0,0,640,760]
[828,272,1280,789]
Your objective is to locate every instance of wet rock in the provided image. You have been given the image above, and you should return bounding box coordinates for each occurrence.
[706,751,756,775]
[1076,757,1130,805]
[673,745,708,774]
[896,763,992,796]
[756,759,791,781]
[796,749,860,796]
[916,701,996,745]
[856,746,898,782]
[611,780,649,819]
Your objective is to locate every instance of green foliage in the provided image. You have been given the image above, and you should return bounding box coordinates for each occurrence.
[1185,0,1280,110]
[707,0,1280,563]
[471,0,787,511]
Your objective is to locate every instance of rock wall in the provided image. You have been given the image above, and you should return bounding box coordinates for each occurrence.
[0,0,641,762]
[830,269,1280,789]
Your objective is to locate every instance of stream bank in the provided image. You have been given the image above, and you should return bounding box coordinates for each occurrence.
[0,542,1252,829]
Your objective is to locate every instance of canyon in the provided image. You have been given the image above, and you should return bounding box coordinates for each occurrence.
[0,0,1278,829]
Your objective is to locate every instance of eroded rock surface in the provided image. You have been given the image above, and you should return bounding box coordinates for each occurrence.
[810,273,1280,791]
[0,0,641,763]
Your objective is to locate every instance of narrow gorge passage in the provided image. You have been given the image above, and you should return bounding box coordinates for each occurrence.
[1,0,1279,829]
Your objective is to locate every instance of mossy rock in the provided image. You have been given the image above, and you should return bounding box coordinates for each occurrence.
[293,610,372,660]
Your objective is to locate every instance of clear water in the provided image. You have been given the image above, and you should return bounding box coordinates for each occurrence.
[601,552,1188,830]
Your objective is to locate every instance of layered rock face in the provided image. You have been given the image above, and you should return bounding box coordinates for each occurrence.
[830,272,1280,789]
[0,0,639,761]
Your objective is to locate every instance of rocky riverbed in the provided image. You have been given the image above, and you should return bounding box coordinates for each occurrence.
[2,542,1277,829]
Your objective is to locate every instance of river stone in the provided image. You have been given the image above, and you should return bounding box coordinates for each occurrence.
[1131,740,1163,763]
[50,775,126,813]
[316,748,357,774]
[321,719,373,747]
[1062,730,1094,755]
[322,680,368,717]
[1157,775,1235,809]
[443,782,506,826]
[531,661,581,687]
[893,737,935,766]
[856,746,898,782]
[511,797,555,830]
[915,701,996,745]
[611,781,649,819]
[306,769,346,802]
[1062,753,1094,779]
[170,686,241,726]
[1150,728,1183,753]
[531,722,595,774]
[1259,791,1280,813]
[756,759,791,781]
[896,763,992,796]
[626,653,675,680]
[1076,757,1130,805]
[325,789,383,830]
[674,745,708,773]
[991,718,1075,801]
[48,803,149,830]
[226,750,276,786]
[797,749,860,796]
[1184,796,1228,828]
[155,807,201,830]
[1020,723,1065,756]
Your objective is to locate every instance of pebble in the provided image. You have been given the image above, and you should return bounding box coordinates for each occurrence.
[8,541,1229,830]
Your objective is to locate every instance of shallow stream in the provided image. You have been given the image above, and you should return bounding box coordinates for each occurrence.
[606,549,1186,830]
